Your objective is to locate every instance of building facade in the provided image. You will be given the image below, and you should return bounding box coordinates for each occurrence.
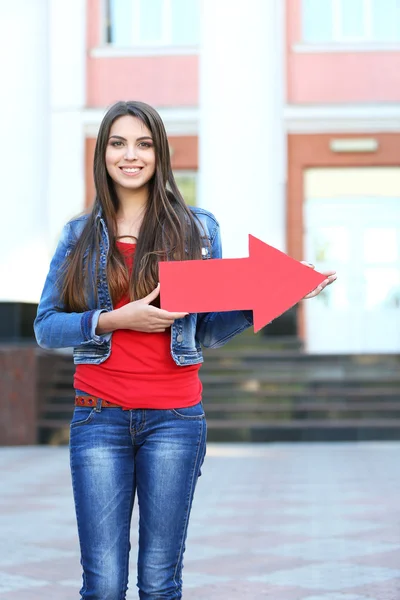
[3,0,400,353]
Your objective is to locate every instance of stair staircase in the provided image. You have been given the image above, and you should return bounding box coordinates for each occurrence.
[36,332,400,444]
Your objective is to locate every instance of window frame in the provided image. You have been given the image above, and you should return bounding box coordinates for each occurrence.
[95,0,200,56]
[300,0,400,48]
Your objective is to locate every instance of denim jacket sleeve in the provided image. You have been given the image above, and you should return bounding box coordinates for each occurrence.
[34,223,110,349]
[195,217,254,349]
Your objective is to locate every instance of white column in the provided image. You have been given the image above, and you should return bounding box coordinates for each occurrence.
[199,0,286,258]
[48,0,86,249]
[0,0,49,302]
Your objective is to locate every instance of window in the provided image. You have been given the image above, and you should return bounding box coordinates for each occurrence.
[302,0,400,44]
[106,0,200,47]
[174,171,197,206]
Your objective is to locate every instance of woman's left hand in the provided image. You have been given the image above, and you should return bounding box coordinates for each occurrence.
[300,262,337,299]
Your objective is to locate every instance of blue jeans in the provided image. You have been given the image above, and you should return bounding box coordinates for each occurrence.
[69,394,207,599]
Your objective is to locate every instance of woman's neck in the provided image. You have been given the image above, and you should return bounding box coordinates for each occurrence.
[116,185,148,219]
[115,187,148,239]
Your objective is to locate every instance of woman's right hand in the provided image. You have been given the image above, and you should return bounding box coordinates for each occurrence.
[96,284,188,334]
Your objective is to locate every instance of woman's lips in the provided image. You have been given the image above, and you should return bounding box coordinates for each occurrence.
[119,166,143,176]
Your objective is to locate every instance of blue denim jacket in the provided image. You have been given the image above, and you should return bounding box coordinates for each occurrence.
[34,207,253,366]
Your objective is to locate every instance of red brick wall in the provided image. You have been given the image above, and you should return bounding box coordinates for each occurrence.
[0,346,38,445]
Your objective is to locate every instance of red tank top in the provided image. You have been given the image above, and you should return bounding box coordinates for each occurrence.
[74,241,202,409]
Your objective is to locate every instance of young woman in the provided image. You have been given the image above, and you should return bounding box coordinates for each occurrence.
[34,100,336,600]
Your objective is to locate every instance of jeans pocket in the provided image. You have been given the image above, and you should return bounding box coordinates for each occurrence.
[70,407,96,428]
[170,402,205,420]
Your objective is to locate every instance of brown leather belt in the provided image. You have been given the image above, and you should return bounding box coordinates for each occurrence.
[75,395,122,408]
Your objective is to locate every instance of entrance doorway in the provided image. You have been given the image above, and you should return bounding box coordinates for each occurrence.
[304,167,400,353]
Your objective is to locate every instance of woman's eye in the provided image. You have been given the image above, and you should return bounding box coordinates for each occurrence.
[111,141,123,147]
[139,142,152,148]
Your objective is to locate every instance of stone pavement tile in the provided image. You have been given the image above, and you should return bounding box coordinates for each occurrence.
[262,514,316,528]
[0,572,48,595]
[5,556,81,583]
[190,506,268,520]
[262,493,315,505]
[188,528,313,551]
[344,495,390,507]
[343,526,400,545]
[350,548,400,570]
[0,501,57,513]
[0,521,76,545]
[3,585,77,600]
[349,511,399,525]
[184,572,233,587]
[0,543,77,569]
[217,501,319,522]
[225,510,309,531]
[191,514,305,533]
[1,578,138,600]
[249,562,400,591]
[301,595,371,600]
[216,497,274,509]
[261,519,381,538]
[34,536,80,551]
[184,580,315,600]
[264,504,377,519]
[1,588,51,600]
[262,539,400,561]
[187,521,250,539]
[349,576,400,600]
[184,543,240,561]
[184,552,314,578]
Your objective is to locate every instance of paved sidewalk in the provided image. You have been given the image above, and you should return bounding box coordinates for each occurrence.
[1,443,400,599]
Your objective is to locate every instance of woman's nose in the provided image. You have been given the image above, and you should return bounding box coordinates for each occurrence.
[124,146,137,160]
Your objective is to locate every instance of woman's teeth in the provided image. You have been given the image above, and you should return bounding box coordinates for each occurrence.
[121,167,141,174]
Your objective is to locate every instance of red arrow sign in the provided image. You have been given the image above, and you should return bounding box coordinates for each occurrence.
[159,234,326,332]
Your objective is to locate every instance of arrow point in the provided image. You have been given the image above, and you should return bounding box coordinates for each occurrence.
[248,234,326,332]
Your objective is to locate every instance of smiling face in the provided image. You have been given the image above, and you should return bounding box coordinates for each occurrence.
[105,115,156,196]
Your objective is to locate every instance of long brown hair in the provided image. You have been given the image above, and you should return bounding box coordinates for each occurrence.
[60,101,203,311]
